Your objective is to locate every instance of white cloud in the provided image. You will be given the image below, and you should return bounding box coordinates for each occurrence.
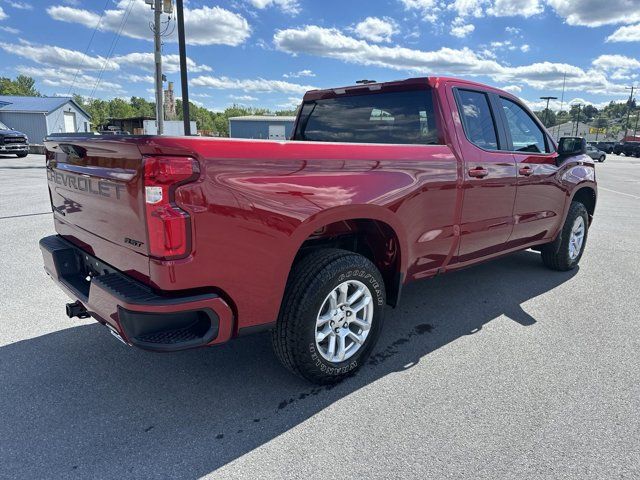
[191,75,316,95]
[450,17,475,37]
[0,25,18,33]
[449,0,486,18]
[523,97,626,111]
[0,41,119,70]
[2,1,32,10]
[487,0,543,17]
[113,52,212,74]
[0,6,6,19]
[501,84,522,92]
[606,23,640,42]
[247,0,300,15]
[354,17,398,43]
[16,65,122,92]
[545,0,640,27]
[520,44,530,52]
[398,0,439,22]
[229,94,259,102]
[592,54,640,72]
[451,23,475,37]
[124,74,155,84]
[273,25,629,96]
[277,96,302,109]
[47,1,251,46]
[283,69,315,78]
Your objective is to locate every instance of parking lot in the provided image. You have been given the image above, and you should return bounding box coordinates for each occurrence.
[0,153,639,479]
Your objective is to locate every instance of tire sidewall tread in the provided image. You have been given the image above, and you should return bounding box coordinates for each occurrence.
[272,248,386,384]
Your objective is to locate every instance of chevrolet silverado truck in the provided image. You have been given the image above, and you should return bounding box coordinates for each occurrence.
[0,121,29,157]
[40,77,596,384]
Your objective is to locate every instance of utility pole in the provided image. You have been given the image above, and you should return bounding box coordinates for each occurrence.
[152,0,164,135]
[634,111,639,138]
[540,96,557,127]
[623,85,635,141]
[175,0,191,135]
[574,104,582,136]
[556,71,566,139]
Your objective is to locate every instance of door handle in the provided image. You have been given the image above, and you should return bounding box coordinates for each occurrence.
[468,166,489,178]
[519,166,534,176]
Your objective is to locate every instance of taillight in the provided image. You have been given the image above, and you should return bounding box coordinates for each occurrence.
[143,156,199,259]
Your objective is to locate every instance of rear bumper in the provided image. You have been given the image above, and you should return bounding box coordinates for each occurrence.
[39,235,234,352]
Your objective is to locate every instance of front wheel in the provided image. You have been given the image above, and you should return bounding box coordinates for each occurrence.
[16,152,27,158]
[541,202,589,271]
[272,249,386,384]
[599,155,605,162]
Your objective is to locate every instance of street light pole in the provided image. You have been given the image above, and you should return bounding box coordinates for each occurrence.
[175,0,191,136]
[540,96,557,127]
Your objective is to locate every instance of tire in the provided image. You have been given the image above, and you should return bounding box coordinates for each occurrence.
[272,248,386,384]
[599,155,605,163]
[16,152,27,158]
[541,202,589,271]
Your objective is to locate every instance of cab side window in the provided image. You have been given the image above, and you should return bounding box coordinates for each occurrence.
[455,90,499,151]
[500,97,549,153]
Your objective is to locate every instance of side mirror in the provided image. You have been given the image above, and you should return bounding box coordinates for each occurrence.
[558,137,586,158]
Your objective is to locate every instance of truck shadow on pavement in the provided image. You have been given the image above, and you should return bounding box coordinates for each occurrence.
[0,250,577,479]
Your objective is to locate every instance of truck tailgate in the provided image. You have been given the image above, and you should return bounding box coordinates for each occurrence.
[45,138,150,280]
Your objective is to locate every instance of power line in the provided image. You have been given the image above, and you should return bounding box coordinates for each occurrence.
[89,0,136,100]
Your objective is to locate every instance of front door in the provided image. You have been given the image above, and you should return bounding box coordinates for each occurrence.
[495,96,565,246]
[453,88,517,263]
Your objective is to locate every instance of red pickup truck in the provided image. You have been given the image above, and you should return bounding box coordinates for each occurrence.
[40,77,596,383]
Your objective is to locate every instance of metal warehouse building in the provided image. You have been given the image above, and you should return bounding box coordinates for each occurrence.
[228,116,296,140]
[0,96,91,144]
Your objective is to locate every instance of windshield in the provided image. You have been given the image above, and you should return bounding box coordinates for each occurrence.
[0,121,10,130]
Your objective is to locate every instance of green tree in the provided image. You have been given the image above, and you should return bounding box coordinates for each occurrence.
[535,109,556,127]
[108,97,134,119]
[0,75,40,96]
[556,110,570,125]
[130,96,155,117]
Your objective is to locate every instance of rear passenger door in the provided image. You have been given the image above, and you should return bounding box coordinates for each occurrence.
[453,88,518,263]
[495,96,564,246]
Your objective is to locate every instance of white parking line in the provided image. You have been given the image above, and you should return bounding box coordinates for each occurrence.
[599,187,640,199]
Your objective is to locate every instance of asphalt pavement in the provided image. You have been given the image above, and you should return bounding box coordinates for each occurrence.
[0,153,638,479]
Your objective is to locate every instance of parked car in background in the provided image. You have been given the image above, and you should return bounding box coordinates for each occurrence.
[595,141,615,153]
[586,144,606,162]
[0,120,29,157]
[614,141,640,156]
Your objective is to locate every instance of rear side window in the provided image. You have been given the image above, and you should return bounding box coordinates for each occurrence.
[500,97,548,153]
[455,90,499,150]
[293,89,440,145]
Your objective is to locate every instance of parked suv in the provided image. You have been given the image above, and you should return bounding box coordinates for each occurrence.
[595,141,615,154]
[586,144,606,162]
[0,121,29,157]
[614,141,640,156]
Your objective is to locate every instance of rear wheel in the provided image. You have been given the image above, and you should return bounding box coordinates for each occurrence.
[541,202,589,271]
[599,155,605,162]
[272,249,385,384]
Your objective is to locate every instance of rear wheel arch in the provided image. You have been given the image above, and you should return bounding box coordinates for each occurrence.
[290,215,406,308]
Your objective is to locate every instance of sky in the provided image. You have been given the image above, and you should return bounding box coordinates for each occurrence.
[0,0,638,112]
